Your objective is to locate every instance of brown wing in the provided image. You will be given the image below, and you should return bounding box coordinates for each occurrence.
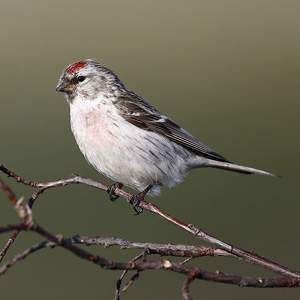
[115,92,231,163]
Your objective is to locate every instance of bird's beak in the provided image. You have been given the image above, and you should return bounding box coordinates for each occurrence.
[55,81,76,93]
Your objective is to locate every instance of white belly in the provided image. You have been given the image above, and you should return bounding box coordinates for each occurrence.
[69,98,203,195]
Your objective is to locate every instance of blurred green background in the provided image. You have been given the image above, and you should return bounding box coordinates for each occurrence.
[1,1,299,299]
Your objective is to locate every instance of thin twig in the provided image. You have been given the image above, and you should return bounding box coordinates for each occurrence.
[0,179,17,205]
[122,271,140,292]
[182,275,194,300]
[0,179,19,263]
[71,236,235,258]
[0,241,56,274]
[114,253,144,300]
[0,235,228,275]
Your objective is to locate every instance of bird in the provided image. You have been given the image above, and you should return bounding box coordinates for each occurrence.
[55,59,278,202]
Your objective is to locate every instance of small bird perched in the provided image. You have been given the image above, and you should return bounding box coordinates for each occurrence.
[55,59,277,200]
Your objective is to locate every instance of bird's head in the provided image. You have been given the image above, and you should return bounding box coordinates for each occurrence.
[55,59,123,103]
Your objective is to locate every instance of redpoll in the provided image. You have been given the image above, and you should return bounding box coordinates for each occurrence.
[55,59,277,199]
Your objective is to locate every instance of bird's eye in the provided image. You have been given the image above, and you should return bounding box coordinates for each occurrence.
[77,76,86,82]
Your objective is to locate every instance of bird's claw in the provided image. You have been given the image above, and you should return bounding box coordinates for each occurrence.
[130,195,144,215]
[107,182,123,201]
[129,185,153,215]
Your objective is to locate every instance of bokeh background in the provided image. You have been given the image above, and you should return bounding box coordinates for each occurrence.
[1,1,299,299]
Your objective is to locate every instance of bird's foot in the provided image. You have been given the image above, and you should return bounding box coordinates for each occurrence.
[130,185,153,215]
[107,182,123,201]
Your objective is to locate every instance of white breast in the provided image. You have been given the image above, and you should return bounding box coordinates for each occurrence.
[69,95,203,196]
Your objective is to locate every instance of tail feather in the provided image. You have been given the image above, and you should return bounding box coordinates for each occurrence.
[206,159,280,177]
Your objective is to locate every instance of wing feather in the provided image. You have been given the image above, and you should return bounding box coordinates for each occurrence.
[115,93,231,163]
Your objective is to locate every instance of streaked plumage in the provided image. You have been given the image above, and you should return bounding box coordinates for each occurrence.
[55,59,277,196]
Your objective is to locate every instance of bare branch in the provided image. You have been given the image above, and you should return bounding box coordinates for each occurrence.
[0,222,299,288]
[1,164,299,278]
[114,253,144,300]
[2,163,296,279]
[0,241,56,275]
[182,270,199,300]
[0,178,17,205]
[1,164,300,299]
[71,235,235,258]
[0,234,230,275]
[139,202,300,278]
[0,179,19,263]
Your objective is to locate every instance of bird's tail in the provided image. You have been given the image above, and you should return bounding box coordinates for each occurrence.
[206,159,279,177]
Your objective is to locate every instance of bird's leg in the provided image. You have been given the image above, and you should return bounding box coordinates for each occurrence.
[130,185,153,214]
[107,182,123,201]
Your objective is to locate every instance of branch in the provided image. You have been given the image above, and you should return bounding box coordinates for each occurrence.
[0,164,300,299]
[71,235,236,258]
[114,253,144,300]
[0,223,299,288]
[140,202,300,278]
[182,270,199,300]
[0,179,21,263]
[0,235,233,275]
[0,164,298,279]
